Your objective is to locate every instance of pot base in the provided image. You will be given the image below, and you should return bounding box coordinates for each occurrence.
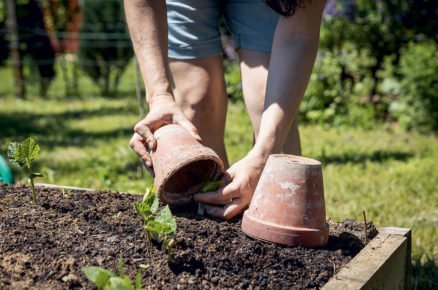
[242,211,329,247]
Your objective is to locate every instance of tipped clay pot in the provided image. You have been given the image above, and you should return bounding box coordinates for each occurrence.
[242,154,329,247]
[151,124,224,205]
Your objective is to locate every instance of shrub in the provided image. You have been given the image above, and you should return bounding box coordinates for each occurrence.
[389,41,438,133]
[78,0,133,97]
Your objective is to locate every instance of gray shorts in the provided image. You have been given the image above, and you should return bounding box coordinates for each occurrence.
[166,0,279,59]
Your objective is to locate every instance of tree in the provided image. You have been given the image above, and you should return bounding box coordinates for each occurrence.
[78,0,133,97]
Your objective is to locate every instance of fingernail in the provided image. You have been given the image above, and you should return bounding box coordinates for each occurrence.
[145,160,151,167]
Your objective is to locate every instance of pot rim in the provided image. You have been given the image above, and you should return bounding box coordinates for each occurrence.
[155,153,224,205]
[242,210,329,247]
[268,154,321,166]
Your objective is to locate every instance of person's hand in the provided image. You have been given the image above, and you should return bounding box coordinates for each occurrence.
[193,151,267,220]
[129,94,201,174]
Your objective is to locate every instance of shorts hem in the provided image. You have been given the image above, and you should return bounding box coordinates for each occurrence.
[168,46,223,59]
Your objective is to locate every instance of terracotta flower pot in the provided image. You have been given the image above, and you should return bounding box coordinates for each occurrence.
[242,154,329,247]
[151,124,224,205]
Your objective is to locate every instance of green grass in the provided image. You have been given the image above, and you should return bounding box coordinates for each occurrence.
[0,64,437,288]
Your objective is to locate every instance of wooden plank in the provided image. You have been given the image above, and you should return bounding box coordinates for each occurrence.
[35,183,135,195]
[380,227,412,289]
[323,227,411,290]
[35,183,93,192]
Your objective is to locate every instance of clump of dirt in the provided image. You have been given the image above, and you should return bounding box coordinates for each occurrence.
[0,183,377,289]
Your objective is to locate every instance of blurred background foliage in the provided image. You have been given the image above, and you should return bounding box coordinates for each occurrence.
[0,0,436,132]
[226,0,438,133]
[0,0,437,288]
[306,0,438,133]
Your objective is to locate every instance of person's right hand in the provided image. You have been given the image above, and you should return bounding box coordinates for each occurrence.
[129,94,201,175]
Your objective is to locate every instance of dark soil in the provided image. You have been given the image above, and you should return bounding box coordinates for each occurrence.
[0,183,377,289]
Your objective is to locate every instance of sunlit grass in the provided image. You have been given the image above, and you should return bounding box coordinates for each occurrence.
[0,91,436,288]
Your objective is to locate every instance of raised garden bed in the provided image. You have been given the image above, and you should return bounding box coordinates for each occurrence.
[1,183,398,289]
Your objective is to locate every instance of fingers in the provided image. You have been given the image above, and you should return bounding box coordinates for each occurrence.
[204,199,245,221]
[194,182,239,205]
[129,133,153,171]
[134,121,157,151]
[177,118,202,142]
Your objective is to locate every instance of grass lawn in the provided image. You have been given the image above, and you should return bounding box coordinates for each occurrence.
[0,64,437,288]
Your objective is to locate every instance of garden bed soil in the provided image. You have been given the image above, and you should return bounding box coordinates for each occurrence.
[0,183,377,289]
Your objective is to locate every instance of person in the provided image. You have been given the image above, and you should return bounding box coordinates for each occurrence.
[125,0,326,220]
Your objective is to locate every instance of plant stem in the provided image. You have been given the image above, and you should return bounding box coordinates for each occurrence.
[29,176,37,204]
[26,163,37,204]
[362,210,368,244]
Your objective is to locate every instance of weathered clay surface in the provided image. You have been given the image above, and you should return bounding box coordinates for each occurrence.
[152,125,224,205]
[243,154,329,247]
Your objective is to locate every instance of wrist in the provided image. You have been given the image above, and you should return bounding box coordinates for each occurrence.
[251,134,277,162]
[247,146,271,165]
[148,93,175,107]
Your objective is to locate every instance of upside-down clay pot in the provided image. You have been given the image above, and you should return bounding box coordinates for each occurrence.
[151,124,224,205]
[242,154,329,247]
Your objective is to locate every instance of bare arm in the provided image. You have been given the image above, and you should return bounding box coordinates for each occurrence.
[125,0,200,170]
[254,0,326,159]
[124,0,171,100]
[194,1,326,220]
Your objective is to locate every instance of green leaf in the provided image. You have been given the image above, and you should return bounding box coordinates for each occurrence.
[106,277,133,290]
[16,137,40,164]
[201,180,224,192]
[144,220,166,239]
[31,172,44,178]
[118,254,125,278]
[82,266,115,289]
[134,271,142,290]
[155,206,176,234]
[7,142,22,167]
[133,187,159,218]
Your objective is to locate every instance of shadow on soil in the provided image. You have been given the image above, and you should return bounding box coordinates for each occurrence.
[412,259,438,290]
[318,150,413,165]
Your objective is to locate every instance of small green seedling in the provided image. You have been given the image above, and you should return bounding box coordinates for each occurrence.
[133,186,159,220]
[133,186,177,257]
[197,180,224,215]
[82,255,142,290]
[145,205,177,256]
[133,186,159,242]
[7,137,43,204]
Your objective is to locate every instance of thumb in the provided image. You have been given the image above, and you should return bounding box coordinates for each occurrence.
[178,119,202,142]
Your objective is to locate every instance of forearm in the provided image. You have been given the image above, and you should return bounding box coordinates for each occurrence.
[124,0,172,103]
[253,1,326,159]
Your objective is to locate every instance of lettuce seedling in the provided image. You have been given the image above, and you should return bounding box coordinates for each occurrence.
[145,205,177,256]
[82,255,142,290]
[197,180,224,215]
[7,137,43,204]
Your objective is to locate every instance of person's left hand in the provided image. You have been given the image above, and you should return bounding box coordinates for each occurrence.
[193,151,267,220]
